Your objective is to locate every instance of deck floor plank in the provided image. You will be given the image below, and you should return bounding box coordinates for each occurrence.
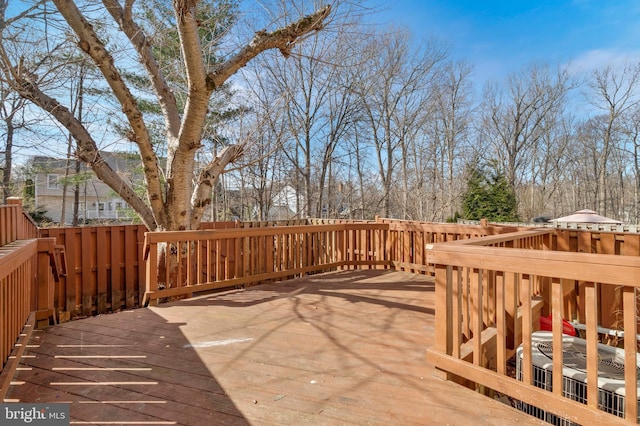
[6,269,543,425]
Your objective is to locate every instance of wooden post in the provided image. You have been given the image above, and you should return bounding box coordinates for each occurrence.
[143,234,158,306]
[496,271,506,375]
[36,238,57,328]
[6,197,21,243]
[6,197,21,206]
[433,262,453,380]
[584,282,598,409]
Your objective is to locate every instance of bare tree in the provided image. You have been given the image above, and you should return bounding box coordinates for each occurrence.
[342,123,379,219]
[263,29,331,218]
[427,60,474,221]
[478,64,572,199]
[354,30,447,218]
[0,81,28,203]
[622,106,640,222]
[523,115,573,219]
[0,1,49,204]
[0,0,332,231]
[233,68,291,220]
[586,63,640,216]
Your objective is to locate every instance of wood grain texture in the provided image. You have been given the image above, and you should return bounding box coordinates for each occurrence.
[6,270,544,425]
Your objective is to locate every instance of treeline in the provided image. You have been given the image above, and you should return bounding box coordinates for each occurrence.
[1,2,638,225]
[224,26,640,224]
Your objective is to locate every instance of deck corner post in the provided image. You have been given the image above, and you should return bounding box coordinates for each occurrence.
[145,236,158,306]
[433,263,454,380]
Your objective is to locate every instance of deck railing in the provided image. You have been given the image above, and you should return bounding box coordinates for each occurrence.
[142,223,391,304]
[426,229,640,425]
[0,237,63,373]
[379,219,524,274]
[0,240,37,370]
[142,220,532,305]
[4,202,640,423]
[0,199,43,374]
[550,229,640,329]
[0,198,38,246]
[0,200,63,382]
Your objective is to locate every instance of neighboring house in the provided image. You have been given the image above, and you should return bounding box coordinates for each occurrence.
[268,184,301,220]
[30,152,140,224]
[245,184,305,221]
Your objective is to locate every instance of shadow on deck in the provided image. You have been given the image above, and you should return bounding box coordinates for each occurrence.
[6,270,544,425]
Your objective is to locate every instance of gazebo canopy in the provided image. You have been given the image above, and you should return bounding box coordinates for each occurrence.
[552,209,622,224]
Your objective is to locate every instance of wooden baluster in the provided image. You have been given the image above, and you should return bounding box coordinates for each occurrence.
[521,273,532,385]
[496,271,506,375]
[472,268,483,366]
[623,286,638,421]
[584,282,599,409]
[551,277,564,396]
[451,266,461,359]
[434,262,452,380]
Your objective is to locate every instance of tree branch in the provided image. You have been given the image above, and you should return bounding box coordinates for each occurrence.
[190,144,244,228]
[207,5,332,91]
[102,0,181,140]
[52,0,167,227]
[15,78,158,229]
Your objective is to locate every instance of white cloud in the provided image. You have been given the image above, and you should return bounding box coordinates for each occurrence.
[563,49,640,76]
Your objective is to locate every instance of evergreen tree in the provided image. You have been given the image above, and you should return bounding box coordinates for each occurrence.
[462,162,520,222]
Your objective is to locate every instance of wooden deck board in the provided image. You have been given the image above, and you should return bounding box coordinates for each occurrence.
[5,269,544,425]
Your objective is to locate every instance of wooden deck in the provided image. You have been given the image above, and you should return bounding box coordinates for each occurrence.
[5,270,544,425]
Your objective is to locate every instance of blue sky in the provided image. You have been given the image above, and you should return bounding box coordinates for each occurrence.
[372,0,640,86]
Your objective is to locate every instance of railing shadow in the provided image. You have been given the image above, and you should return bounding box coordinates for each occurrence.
[144,269,440,422]
[174,269,435,316]
[7,307,249,425]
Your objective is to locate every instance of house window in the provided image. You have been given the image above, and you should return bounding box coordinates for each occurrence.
[115,202,123,210]
[98,202,105,211]
[47,174,60,189]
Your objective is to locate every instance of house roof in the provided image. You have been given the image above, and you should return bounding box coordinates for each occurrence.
[31,152,141,174]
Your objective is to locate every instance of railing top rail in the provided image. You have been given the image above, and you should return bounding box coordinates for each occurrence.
[427,243,640,287]
[144,222,389,245]
[430,228,553,248]
[386,220,524,232]
[0,239,38,281]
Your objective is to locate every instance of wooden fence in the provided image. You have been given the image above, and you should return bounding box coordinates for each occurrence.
[426,229,640,425]
[382,220,524,274]
[39,225,148,317]
[4,205,637,327]
[550,229,640,329]
[37,220,301,317]
[460,218,640,233]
